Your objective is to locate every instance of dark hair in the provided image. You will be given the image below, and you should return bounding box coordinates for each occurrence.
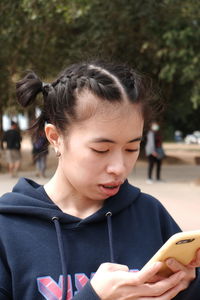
[16,60,162,137]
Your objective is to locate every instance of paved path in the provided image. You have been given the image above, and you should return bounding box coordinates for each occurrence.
[130,163,200,231]
[0,162,200,231]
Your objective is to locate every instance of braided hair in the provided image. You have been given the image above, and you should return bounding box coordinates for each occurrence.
[16,60,159,138]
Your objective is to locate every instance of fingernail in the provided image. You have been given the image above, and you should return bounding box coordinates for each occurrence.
[153,261,163,268]
[166,258,174,265]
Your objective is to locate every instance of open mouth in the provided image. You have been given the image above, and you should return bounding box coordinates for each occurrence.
[99,183,121,196]
[102,185,118,189]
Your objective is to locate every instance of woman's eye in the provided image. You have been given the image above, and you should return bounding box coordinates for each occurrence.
[92,149,109,153]
[126,149,138,153]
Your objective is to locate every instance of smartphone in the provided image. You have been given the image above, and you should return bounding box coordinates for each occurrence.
[142,230,200,277]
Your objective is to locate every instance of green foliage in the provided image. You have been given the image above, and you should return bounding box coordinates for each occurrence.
[0,0,200,134]
[152,0,200,109]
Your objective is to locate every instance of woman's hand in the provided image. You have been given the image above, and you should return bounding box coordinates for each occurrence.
[90,262,186,299]
[165,248,200,292]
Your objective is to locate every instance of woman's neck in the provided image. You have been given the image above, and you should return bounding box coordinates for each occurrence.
[44,169,104,219]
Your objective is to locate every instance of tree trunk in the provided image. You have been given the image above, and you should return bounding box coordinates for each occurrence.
[0,106,3,149]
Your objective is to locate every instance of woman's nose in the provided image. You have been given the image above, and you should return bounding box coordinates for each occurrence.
[106,155,126,176]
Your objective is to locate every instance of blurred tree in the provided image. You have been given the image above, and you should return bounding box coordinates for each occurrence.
[0,0,200,138]
[0,0,89,131]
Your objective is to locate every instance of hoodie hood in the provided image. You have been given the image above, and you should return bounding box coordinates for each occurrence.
[0,177,141,225]
[0,177,194,300]
[0,177,141,300]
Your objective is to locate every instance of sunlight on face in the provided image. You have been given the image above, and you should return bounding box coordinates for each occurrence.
[58,95,144,202]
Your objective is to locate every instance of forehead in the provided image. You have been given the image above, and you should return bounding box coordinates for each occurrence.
[75,89,143,123]
[69,92,144,140]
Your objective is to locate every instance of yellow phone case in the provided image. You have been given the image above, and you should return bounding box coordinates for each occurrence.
[142,230,200,276]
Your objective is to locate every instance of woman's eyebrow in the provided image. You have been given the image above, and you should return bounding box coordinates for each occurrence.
[90,137,142,144]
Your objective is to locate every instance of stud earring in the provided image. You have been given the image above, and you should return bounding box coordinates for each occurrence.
[55,149,61,157]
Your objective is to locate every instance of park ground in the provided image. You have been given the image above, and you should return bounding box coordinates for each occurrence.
[0,135,200,231]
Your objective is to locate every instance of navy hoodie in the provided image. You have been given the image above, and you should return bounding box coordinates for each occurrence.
[0,178,200,300]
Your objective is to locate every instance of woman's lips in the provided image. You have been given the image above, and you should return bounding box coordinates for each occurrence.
[98,183,121,197]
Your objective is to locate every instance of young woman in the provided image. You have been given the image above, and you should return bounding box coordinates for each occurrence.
[145,121,165,183]
[0,61,200,300]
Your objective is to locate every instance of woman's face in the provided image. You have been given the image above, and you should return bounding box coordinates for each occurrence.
[57,97,144,203]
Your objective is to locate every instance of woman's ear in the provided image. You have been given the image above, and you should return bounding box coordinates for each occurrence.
[45,124,61,149]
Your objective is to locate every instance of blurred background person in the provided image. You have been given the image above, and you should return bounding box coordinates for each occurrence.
[174,130,183,143]
[2,120,22,177]
[32,129,49,178]
[145,121,165,183]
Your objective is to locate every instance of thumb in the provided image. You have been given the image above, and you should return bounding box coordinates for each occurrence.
[98,262,129,273]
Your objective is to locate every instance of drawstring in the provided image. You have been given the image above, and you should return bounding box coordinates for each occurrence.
[105,211,114,263]
[52,212,114,299]
[52,217,68,300]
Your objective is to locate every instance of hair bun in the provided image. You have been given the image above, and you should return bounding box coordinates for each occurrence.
[16,71,43,107]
